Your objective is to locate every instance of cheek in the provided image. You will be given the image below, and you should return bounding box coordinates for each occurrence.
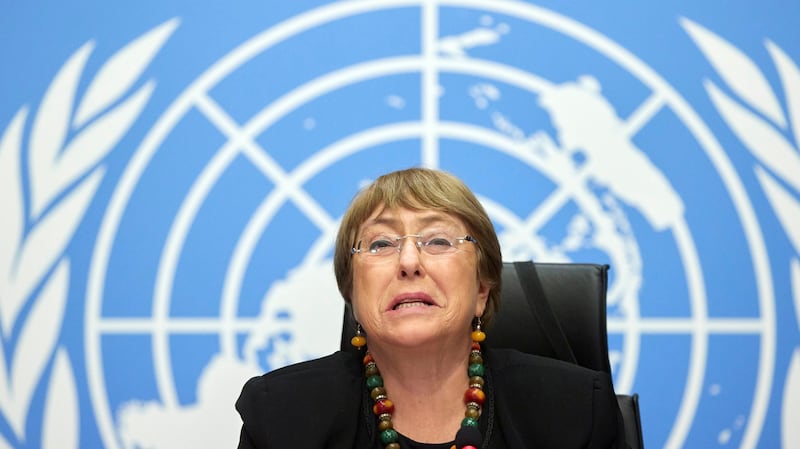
[350,264,385,305]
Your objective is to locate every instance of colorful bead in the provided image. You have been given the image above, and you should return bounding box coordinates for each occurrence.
[351,334,367,347]
[464,387,486,405]
[461,416,479,427]
[386,443,400,449]
[471,330,486,342]
[378,418,393,431]
[363,353,374,365]
[373,398,395,415]
[370,386,387,400]
[366,375,384,389]
[465,404,481,419]
[380,428,399,444]
[365,363,380,377]
[462,446,478,449]
[469,376,484,388]
[468,363,484,377]
[469,352,483,365]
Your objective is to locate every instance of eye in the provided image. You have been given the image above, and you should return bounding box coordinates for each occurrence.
[368,237,397,254]
[425,236,454,247]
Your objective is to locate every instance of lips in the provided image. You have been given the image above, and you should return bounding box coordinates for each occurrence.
[388,292,436,311]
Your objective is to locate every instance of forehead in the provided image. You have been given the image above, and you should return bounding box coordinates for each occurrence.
[359,207,464,232]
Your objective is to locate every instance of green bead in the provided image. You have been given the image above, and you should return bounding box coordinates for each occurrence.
[468,363,484,377]
[461,417,479,427]
[366,375,384,389]
[380,428,399,444]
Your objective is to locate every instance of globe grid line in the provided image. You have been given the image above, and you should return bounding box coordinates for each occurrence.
[94,315,767,335]
[421,0,440,168]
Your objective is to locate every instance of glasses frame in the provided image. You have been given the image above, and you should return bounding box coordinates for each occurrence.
[351,233,477,258]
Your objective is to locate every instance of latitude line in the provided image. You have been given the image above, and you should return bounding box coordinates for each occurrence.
[93,316,768,334]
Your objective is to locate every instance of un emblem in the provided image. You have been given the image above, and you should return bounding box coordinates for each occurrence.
[79,2,777,448]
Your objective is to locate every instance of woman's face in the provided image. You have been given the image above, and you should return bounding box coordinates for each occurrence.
[350,206,490,349]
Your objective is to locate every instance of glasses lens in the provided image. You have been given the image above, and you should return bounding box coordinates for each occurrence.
[364,235,397,255]
[419,234,457,255]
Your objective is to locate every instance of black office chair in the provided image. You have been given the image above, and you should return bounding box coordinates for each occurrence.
[497,262,644,449]
[340,261,644,449]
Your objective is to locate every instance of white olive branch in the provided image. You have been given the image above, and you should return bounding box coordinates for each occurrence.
[0,18,178,444]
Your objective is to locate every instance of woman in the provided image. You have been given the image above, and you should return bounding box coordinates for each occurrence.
[236,168,626,449]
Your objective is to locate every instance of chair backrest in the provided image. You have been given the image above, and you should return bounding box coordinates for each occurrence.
[493,262,611,373]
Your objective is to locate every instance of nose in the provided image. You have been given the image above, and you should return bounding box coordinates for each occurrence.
[397,235,423,277]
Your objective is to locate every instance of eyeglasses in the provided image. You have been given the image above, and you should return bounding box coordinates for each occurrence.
[351,232,477,262]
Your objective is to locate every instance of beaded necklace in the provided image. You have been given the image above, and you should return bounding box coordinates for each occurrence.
[359,328,487,449]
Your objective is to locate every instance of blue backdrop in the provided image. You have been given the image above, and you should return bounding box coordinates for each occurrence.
[1,1,799,448]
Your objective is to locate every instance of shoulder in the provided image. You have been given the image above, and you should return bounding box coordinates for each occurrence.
[485,347,623,448]
[486,346,615,405]
[486,346,608,384]
[243,350,361,389]
[236,351,364,448]
[238,351,362,411]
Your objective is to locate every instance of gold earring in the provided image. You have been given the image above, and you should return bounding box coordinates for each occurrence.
[351,323,367,348]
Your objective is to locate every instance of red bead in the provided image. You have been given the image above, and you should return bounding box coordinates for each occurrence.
[462,446,478,449]
[363,353,374,365]
[464,387,486,405]
[471,342,481,351]
[373,398,395,415]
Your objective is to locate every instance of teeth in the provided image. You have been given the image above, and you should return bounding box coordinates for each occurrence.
[394,301,428,310]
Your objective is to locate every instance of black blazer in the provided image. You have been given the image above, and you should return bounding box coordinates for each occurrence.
[236,347,626,449]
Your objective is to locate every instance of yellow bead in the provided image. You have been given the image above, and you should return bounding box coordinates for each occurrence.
[471,330,486,342]
[351,335,367,347]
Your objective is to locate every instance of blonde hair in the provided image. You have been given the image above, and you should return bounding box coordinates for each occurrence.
[333,168,502,325]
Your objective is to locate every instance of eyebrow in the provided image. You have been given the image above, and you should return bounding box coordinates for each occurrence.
[362,212,458,231]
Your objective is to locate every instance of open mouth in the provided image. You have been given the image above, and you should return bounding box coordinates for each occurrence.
[392,299,434,310]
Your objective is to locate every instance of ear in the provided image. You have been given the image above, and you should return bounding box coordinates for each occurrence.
[474,277,491,317]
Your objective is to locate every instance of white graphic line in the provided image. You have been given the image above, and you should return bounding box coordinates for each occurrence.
[523,167,591,235]
[622,91,667,137]
[194,92,335,230]
[421,1,440,167]
[607,317,766,333]
[94,316,766,334]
